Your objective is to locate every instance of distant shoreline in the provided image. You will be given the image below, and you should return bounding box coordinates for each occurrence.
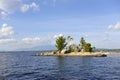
[1,48,120,52]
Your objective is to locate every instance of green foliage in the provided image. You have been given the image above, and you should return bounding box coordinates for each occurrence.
[80,37,86,49]
[84,43,92,52]
[80,37,93,52]
[55,36,94,53]
[55,36,67,53]
[68,44,78,52]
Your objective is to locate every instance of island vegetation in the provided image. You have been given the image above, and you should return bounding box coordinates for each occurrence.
[36,35,108,57]
[55,35,94,54]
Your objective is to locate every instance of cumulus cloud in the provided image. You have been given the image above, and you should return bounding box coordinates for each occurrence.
[21,2,39,12]
[0,0,39,20]
[0,23,16,46]
[30,2,39,10]
[0,0,39,13]
[108,22,120,31]
[0,23,54,51]
[0,23,15,38]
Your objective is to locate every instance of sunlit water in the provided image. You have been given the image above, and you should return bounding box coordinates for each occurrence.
[0,51,120,80]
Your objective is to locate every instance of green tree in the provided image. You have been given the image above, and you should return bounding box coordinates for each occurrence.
[55,36,67,53]
[80,37,86,49]
[84,43,92,52]
[80,37,93,52]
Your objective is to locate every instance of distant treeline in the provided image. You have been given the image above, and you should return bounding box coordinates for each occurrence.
[96,48,120,52]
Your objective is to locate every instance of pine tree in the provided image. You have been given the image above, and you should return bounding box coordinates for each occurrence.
[55,36,67,53]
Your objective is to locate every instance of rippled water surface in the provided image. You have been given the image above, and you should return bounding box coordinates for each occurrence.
[0,51,120,80]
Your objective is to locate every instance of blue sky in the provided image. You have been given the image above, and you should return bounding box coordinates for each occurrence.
[0,0,120,51]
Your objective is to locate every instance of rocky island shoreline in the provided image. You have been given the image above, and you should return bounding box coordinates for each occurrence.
[35,51,108,57]
[35,35,110,57]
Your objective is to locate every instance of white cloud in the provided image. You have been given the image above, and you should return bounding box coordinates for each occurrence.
[22,37,37,43]
[54,34,63,38]
[0,23,16,45]
[22,37,47,44]
[0,0,22,13]
[0,11,9,20]
[0,23,53,51]
[18,37,53,50]
[0,36,53,51]
[0,23,15,38]
[108,22,120,31]
[0,38,16,44]
[20,4,29,12]
[0,0,39,20]
[0,0,39,13]
[21,2,39,12]
[30,2,39,10]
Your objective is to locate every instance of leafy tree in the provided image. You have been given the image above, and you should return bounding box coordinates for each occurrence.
[55,36,67,53]
[80,37,93,52]
[84,43,92,52]
[80,37,86,49]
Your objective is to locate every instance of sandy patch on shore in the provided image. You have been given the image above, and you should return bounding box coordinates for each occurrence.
[36,52,108,57]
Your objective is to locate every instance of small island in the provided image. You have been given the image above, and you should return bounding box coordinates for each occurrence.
[36,35,108,57]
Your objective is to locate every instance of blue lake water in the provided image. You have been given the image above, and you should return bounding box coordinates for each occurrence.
[0,51,120,80]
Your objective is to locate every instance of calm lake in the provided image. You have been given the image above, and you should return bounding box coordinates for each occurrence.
[0,51,120,80]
